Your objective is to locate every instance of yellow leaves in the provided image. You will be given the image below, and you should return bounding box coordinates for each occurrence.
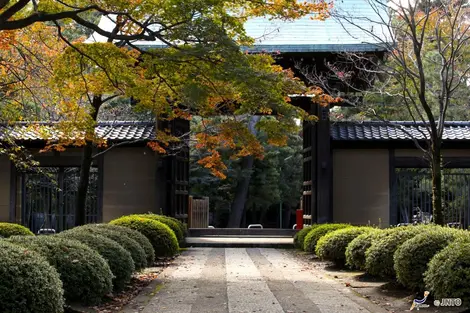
[52,42,139,99]
[259,107,273,115]
[306,86,342,106]
[245,0,332,21]
[147,141,167,154]
[0,30,16,50]
[267,136,288,146]
[198,150,228,179]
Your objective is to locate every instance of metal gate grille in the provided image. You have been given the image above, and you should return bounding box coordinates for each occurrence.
[393,168,470,228]
[21,167,99,234]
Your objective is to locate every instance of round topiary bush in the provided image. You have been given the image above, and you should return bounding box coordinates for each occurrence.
[0,222,34,238]
[110,216,179,257]
[59,230,134,292]
[394,226,459,291]
[365,225,428,278]
[294,225,318,251]
[156,215,186,238]
[315,227,376,267]
[424,240,470,304]
[130,214,184,242]
[0,240,64,313]
[95,224,155,266]
[345,228,383,270]
[75,224,147,271]
[8,235,113,305]
[304,223,351,253]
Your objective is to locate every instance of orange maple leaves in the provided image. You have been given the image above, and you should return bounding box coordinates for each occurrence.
[0,30,16,50]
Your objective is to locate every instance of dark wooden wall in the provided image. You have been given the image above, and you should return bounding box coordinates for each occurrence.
[301,98,333,225]
[159,118,190,223]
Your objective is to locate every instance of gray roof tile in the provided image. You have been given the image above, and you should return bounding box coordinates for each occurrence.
[331,121,470,141]
[3,121,470,143]
[0,122,156,142]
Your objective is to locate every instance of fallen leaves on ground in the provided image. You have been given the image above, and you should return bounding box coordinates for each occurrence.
[68,257,177,313]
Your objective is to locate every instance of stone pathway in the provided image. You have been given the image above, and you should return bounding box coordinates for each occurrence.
[125,248,388,313]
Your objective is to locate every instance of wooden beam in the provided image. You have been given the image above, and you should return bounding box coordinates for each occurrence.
[395,157,470,168]
[316,104,333,223]
[9,161,16,223]
[389,149,397,226]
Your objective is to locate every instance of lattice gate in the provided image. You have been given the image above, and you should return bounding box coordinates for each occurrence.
[20,167,99,234]
[392,168,470,228]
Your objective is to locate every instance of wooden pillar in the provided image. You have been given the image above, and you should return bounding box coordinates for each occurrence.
[315,104,332,223]
[302,101,333,224]
[162,118,190,222]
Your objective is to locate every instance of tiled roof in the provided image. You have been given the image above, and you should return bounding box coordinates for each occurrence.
[331,121,470,141]
[0,121,156,142]
[87,0,389,53]
[4,121,470,142]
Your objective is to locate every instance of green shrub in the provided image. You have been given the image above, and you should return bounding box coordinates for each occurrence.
[59,230,134,292]
[76,224,147,270]
[95,224,155,266]
[110,216,179,257]
[130,214,184,241]
[8,235,113,305]
[0,222,34,238]
[0,240,64,313]
[365,225,428,278]
[345,228,383,270]
[315,227,376,267]
[293,225,318,250]
[394,226,458,291]
[304,223,351,253]
[424,240,470,304]
[160,215,187,237]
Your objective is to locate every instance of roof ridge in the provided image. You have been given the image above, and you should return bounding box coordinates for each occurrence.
[0,120,155,126]
[333,121,470,126]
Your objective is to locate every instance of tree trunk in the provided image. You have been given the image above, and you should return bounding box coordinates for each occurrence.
[431,145,444,225]
[227,155,255,228]
[284,204,292,228]
[75,96,102,227]
[227,116,261,228]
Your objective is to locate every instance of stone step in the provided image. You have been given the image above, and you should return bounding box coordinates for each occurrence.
[187,228,297,238]
[184,236,294,248]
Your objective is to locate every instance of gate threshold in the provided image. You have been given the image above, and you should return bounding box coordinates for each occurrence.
[188,228,296,237]
[185,236,294,248]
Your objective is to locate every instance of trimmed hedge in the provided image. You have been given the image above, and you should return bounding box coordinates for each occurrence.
[76,224,147,271]
[315,227,376,267]
[130,214,184,242]
[424,240,470,304]
[394,226,459,291]
[59,230,134,292]
[294,225,317,251]
[365,225,427,278]
[110,216,179,257]
[95,224,155,266]
[159,215,187,237]
[8,235,113,305]
[0,222,34,238]
[304,224,351,253]
[0,240,64,313]
[345,228,383,270]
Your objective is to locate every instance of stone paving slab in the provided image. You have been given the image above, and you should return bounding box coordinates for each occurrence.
[124,248,389,313]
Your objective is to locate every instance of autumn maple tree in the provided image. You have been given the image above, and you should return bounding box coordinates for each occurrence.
[0,0,334,226]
